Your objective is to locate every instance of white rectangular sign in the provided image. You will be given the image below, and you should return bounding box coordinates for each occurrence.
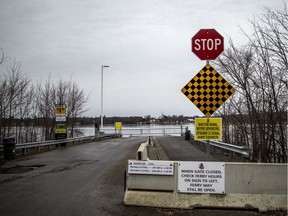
[178,161,225,194]
[128,160,173,175]
[55,116,66,122]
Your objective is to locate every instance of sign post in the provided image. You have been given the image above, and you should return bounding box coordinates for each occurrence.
[187,29,233,159]
[55,105,67,140]
[178,28,235,194]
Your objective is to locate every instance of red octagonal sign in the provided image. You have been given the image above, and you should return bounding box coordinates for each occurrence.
[192,29,224,60]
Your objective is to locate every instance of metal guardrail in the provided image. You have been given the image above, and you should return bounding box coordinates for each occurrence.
[1,130,250,160]
[0,133,121,155]
[102,127,184,136]
[190,132,250,159]
[15,136,95,150]
[207,140,250,157]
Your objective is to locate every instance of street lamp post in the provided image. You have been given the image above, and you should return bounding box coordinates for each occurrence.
[101,65,109,131]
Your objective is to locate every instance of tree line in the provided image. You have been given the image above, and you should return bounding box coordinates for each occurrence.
[215,4,287,163]
[0,55,193,143]
[0,53,89,143]
[78,115,194,125]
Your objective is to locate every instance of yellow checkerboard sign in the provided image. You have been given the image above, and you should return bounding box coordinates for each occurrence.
[181,64,235,118]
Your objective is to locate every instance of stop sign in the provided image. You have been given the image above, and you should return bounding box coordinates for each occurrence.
[192,29,224,60]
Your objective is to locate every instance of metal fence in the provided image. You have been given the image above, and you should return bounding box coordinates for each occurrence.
[102,127,184,137]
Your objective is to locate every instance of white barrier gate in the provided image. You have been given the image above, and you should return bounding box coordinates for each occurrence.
[125,160,287,212]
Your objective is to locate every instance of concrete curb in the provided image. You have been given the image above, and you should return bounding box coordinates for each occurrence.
[147,137,170,160]
[124,191,287,212]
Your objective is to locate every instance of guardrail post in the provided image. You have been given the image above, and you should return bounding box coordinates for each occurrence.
[22,148,27,156]
[206,140,210,161]
[95,123,99,140]
[211,146,215,154]
[3,137,16,160]
[185,129,190,141]
[220,148,224,156]
[229,151,233,160]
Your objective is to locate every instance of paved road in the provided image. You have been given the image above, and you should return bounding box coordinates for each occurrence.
[0,137,282,216]
[155,136,218,161]
[0,137,153,216]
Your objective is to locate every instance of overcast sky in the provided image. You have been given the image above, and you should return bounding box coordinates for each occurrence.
[0,0,285,117]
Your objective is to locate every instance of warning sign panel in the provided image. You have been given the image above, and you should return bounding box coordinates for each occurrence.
[181,64,235,118]
[115,122,122,131]
[195,118,222,140]
[177,161,225,194]
[55,107,66,115]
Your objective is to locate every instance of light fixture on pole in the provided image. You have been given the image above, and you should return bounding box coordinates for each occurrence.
[100,65,109,131]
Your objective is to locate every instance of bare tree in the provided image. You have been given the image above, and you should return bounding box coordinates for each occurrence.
[0,59,31,143]
[0,48,8,65]
[0,72,8,142]
[37,77,89,139]
[66,82,89,137]
[216,4,287,163]
[37,76,61,140]
[0,49,90,143]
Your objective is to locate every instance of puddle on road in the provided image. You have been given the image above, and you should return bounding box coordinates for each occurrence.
[0,164,45,174]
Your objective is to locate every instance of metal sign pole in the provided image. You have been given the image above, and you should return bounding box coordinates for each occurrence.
[206,117,210,161]
[205,60,210,161]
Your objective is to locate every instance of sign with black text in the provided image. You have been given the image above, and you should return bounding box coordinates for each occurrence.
[177,161,225,194]
[128,160,173,176]
[195,118,222,140]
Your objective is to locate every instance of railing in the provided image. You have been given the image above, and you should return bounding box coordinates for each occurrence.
[207,140,250,157]
[190,132,250,160]
[102,127,184,137]
[0,133,121,158]
[15,136,95,150]
[1,127,250,161]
